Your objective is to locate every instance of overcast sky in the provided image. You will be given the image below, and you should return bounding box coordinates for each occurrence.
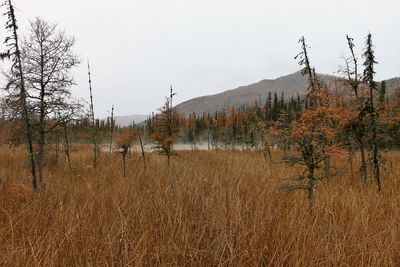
[3,0,400,117]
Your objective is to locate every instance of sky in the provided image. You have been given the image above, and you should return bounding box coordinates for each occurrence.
[2,0,400,117]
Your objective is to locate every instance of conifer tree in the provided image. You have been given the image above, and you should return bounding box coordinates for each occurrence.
[2,0,37,189]
[363,33,381,191]
[342,35,369,184]
[284,37,343,207]
[151,87,180,165]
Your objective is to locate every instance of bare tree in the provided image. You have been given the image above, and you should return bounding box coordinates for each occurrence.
[109,104,114,154]
[137,130,147,171]
[20,18,80,189]
[341,35,368,184]
[87,61,99,168]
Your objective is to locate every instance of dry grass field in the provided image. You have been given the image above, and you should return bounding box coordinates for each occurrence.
[1,146,400,266]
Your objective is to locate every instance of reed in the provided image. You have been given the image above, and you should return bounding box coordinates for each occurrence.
[0,146,399,266]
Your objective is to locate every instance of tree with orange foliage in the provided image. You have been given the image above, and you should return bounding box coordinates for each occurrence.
[382,86,400,149]
[215,110,228,148]
[227,105,238,144]
[286,88,347,206]
[284,37,347,207]
[116,129,136,177]
[151,87,180,165]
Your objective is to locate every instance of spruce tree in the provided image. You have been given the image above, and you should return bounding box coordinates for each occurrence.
[363,33,381,191]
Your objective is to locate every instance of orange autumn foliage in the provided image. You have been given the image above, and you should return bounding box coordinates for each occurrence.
[116,130,136,148]
[290,87,349,157]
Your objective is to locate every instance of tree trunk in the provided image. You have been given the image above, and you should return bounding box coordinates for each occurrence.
[359,141,368,185]
[123,154,126,177]
[63,125,72,172]
[372,141,381,191]
[27,128,37,190]
[55,131,60,165]
[370,97,381,192]
[38,131,45,190]
[7,1,37,189]
[109,105,114,155]
[38,82,46,190]
[307,165,315,208]
[349,147,355,178]
[137,131,147,171]
[88,62,99,168]
[283,141,288,160]
[207,128,210,151]
[36,41,47,190]
[323,156,330,178]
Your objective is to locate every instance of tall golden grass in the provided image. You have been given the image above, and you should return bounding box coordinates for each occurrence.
[0,146,400,266]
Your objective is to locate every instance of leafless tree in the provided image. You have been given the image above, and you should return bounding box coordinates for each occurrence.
[109,104,114,155]
[137,130,147,171]
[341,35,369,185]
[20,18,80,189]
[87,61,99,168]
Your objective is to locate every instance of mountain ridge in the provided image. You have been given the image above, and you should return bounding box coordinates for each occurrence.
[113,72,400,123]
[175,71,400,115]
[175,71,336,115]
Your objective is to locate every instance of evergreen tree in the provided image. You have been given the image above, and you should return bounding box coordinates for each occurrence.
[151,87,180,165]
[363,33,381,191]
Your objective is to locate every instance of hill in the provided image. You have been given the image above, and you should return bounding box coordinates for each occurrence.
[175,71,336,115]
[114,114,147,127]
[175,71,400,115]
[385,77,400,95]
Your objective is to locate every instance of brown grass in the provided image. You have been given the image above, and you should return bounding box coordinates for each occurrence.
[0,146,400,266]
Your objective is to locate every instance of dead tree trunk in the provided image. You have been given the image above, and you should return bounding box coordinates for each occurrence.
[307,164,315,208]
[63,125,72,172]
[37,80,46,190]
[349,146,355,178]
[120,145,129,177]
[55,131,60,165]
[109,104,114,155]
[137,131,147,171]
[88,61,99,168]
[4,0,37,189]
[359,140,368,185]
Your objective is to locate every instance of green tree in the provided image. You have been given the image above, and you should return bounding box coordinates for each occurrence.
[151,87,180,165]
[363,33,381,192]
